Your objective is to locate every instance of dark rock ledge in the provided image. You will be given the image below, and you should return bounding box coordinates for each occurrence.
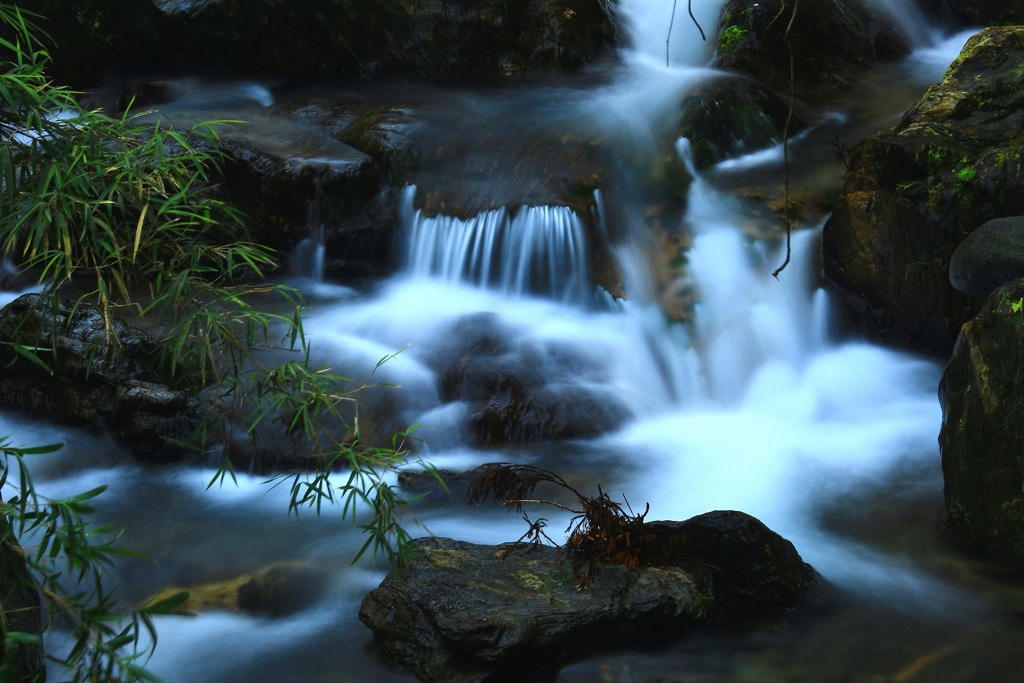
[359,510,818,683]
[0,293,197,460]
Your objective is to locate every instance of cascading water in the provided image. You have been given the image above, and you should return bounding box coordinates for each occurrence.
[290,171,327,282]
[401,186,592,304]
[864,0,943,47]
[17,1,1024,682]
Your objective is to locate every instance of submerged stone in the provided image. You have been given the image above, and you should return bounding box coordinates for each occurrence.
[152,562,330,617]
[428,313,633,447]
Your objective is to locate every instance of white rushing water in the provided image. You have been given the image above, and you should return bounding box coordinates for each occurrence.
[401,186,592,304]
[865,0,942,47]
[153,2,971,679]
[270,1,957,606]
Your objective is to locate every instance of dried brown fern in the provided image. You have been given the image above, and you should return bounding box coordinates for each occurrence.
[467,463,663,586]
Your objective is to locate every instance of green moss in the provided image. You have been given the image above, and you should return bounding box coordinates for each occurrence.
[1003,295,1024,314]
[955,166,977,183]
[511,569,567,592]
[425,547,470,570]
[926,146,947,166]
[717,25,747,54]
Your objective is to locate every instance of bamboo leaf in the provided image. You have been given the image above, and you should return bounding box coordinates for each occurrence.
[132,202,149,261]
[8,343,54,375]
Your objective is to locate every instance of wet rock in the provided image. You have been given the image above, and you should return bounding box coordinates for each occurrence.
[431,314,631,447]
[236,564,329,617]
[152,562,330,617]
[647,511,818,614]
[939,278,1024,559]
[679,76,808,170]
[713,0,912,105]
[0,294,196,459]
[0,515,44,682]
[112,380,198,458]
[428,313,516,395]
[212,131,395,281]
[328,106,422,182]
[407,115,625,296]
[281,82,627,294]
[280,95,425,185]
[359,511,816,682]
[398,465,488,500]
[360,537,712,683]
[471,381,631,446]
[823,27,1024,355]
[949,217,1024,298]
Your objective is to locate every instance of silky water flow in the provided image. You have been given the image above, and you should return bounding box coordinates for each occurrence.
[6,1,1023,681]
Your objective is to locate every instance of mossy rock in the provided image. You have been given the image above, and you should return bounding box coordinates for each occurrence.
[679,76,807,169]
[360,513,816,681]
[151,562,330,617]
[940,278,1024,559]
[822,27,1024,355]
[713,0,911,105]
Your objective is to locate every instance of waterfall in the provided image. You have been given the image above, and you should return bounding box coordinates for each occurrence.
[27,1,1009,681]
[617,0,727,66]
[290,171,327,281]
[675,138,827,404]
[864,0,942,47]
[400,186,591,304]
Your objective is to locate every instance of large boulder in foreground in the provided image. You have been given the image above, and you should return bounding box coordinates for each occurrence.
[940,278,1024,559]
[359,511,816,682]
[823,27,1024,355]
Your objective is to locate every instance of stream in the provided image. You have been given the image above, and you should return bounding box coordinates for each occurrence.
[7,1,1024,681]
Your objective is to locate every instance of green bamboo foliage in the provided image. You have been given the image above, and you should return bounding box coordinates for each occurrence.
[0,3,432,681]
[1,438,188,683]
